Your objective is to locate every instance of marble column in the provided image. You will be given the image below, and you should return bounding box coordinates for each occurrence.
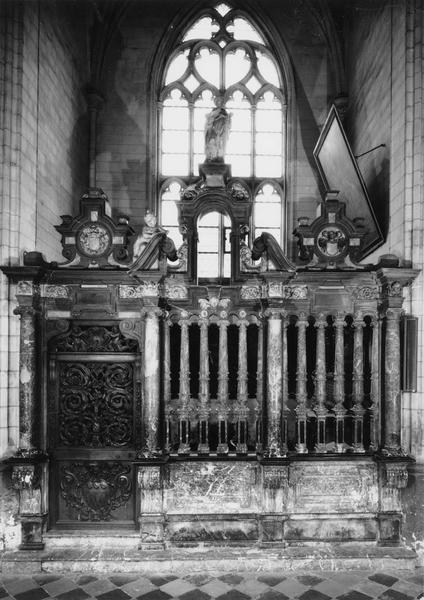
[265,309,283,457]
[217,314,229,454]
[235,311,249,454]
[384,308,403,454]
[352,312,365,452]
[198,315,210,454]
[14,303,39,453]
[295,312,309,453]
[369,314,381,452]
[142,307,163,456]
[255,320,264,453]
[177,313,191,454]
[333,312,346,452]
[163,315,172,453]
[314,313,328,453]
[281,313,289,455]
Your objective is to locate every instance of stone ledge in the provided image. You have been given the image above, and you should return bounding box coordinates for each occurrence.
[1,544,418,574]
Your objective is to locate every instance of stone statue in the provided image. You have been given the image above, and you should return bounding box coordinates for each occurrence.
[205,98,231,162]
[132,210,168,259]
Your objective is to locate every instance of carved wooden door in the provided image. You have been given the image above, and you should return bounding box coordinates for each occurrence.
[48,324,141,530]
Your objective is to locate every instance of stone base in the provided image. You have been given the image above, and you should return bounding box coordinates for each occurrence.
[1,543,417,574]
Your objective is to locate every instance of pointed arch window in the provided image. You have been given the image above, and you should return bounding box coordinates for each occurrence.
[159,2,286,253]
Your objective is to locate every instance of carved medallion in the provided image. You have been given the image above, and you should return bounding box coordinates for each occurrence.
[317,226,346,257]
[77,224,111,256]
[60,462,132,521]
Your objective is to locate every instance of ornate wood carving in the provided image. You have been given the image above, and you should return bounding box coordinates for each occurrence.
[52,325,139,353]
[60,462,132,521]
[58,362,134,447]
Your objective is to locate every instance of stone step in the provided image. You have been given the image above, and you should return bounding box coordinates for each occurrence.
[1,542,418,574]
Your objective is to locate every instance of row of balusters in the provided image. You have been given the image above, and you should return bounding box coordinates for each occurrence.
[160,312,379,456]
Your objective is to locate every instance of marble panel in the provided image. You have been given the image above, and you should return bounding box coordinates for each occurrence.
[289,462,378,513]
[164,462,260,514]
[285,517,377,542]
[166,516,259,543]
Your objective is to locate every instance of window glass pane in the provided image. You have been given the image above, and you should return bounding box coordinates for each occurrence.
[195,48,220,87]
[198,254,219,278]
[255,155,282,177]
[163,89,188,106]
[165,51,189,85]
[225,48,251,87]
[226,107,251,131]
[162,130,189,153]
[227,131,251,154]
[193,130,204,154]
[254,202,281,227]
[161,200,179,225]
[255,183,280,201]
[183,17,218,41]
[194,153,205,173]
[223,253,231,277]
[227,154,251,176]
[164,226,183,249]
[228,18,265,44]
[198,211,220,226]
[183,74,200,93]
[162,106,189,130]
[194,107,213,130]
[198,227,219,252]
[257,90,281,110]
[256,51,280,86]
[255,109,281,132]
[255,132,282,156]
[162,153,189,176]
[215,3,231,17]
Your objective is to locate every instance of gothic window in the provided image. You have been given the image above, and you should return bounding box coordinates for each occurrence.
[159,2,286,250]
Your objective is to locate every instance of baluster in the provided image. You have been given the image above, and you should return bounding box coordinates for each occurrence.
[314,313,328,453]
[333,312,346,453]
[281,312,289,455]
[295,312,309,453]
[265,308,283,457]
[235,310,249,454]
[369,314,380,452]
[255,319,264,453]
[217,312,229,454]
[198,315,210,454]
[177,312,191,455]
[352,311,365,453]
[163,315,172,453]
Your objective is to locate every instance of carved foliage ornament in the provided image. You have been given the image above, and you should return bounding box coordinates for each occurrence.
[52,325,139,353]
[119,283,159,298]
[60,462,132,521]
[58,362,134,448]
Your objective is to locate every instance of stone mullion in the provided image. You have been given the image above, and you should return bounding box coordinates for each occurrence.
[384,308,403,454]
[235,315,249,454]
[352,312,365,453]
[369,314,381,452]
[295,312,308,454]
[265,309,283,457]
[314,313,328,453]
[198,317,210,454]
[141,307,163,456]
[177,314,191,455]
[217,317,229,454]
[333,313,346,452]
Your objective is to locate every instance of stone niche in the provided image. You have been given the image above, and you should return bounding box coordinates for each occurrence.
[138,458,382,547]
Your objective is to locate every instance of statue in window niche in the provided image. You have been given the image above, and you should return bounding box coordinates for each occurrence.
[205,98,231,162]
[132,210,168,259]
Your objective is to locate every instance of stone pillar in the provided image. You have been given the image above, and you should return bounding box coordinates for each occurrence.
[198,315,210,454]
[217,314,229,454]
[235,310,249,454]
[352,312,365,453]
[384,308,403,454]
[314,313,328,453]
[333,312,346,452]
[14,288,40,454]
[295,312,308,453]
[141,306,163,456]
[265,308,283,457]
[281,313,289,455]
[177,312,191,454]
[255,319,264,453]
[369,314,381,452]
[163,315,172,453]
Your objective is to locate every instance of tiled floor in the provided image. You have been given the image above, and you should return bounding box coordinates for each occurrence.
[0,569,422,600]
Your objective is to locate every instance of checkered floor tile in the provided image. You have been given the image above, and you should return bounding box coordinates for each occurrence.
[0,569,422,600]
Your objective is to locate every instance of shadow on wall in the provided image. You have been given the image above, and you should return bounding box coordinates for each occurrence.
[69,111,89,212]
[365,155,389,241]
